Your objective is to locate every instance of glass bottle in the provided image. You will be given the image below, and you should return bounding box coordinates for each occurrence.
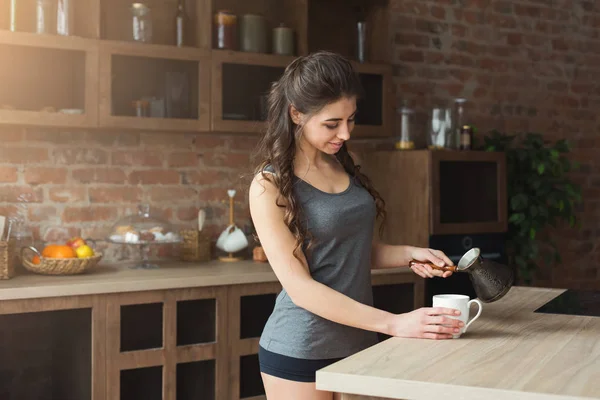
[56,0,73,36]
[36,0,53,34]
[452,98,467,150]
[175,0,187,47]
[9,0,17,32]
[394,106,415,150]
[131,3,153,43]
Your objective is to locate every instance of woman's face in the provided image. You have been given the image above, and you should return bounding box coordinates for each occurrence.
[293,96,357,155]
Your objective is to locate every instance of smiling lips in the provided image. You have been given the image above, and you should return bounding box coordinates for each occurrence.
[329,142,343,149]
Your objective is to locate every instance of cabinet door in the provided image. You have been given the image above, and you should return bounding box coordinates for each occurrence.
[0,295,106,400]
[227,282,281,400]
[211,50,294,134]
[352,62,394,138]
[99,41,211,132]
[106,286,227,400]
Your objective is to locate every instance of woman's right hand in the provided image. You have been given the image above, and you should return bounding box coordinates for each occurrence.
[387,307,464,340]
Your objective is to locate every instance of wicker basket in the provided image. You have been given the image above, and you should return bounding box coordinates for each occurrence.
[0,240,16,280]
[21,246,103,275]
[180,229,211,262]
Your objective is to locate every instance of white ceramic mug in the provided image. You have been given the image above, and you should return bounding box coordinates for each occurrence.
[432,294,483,338]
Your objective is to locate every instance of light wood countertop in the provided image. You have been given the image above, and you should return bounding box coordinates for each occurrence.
[316,286,600,400]
[0,260,413,301]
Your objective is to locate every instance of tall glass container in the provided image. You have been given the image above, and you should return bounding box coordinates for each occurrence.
[9,0,17,32]
[56,0,73,36]
[452,98,467,150]
[427,107,453,150]
[394,106,415,150]
[131,3,153,43]
[36,0,53,34]
[174,0,187,47]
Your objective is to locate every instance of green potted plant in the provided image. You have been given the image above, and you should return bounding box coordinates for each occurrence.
[477,130,582,284]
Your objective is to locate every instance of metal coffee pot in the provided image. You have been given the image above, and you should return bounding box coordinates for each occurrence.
[409,248,515,303]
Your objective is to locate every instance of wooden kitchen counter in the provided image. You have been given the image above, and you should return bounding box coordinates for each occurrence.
[0,260,413,301]
[316,286,600,400]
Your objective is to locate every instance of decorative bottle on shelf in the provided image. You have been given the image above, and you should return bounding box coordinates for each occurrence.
[131,3,153,43]
[460,125,473,151]
[9,0,17,32]
[36,0,53,34]
[174,0,187,47]
[452,98,467,150]
[56,0,73,36]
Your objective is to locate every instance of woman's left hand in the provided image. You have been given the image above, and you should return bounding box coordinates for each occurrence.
[408,247,454,279]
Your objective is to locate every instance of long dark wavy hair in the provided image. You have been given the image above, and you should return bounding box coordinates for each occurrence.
[253,51,386,259]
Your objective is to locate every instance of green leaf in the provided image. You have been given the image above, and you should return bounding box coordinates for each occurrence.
[537,163,545,174]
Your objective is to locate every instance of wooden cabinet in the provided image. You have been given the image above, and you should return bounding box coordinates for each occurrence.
[0,295,106,400]
[105,287,228,400]
[0,31,99,128]
[0,0,393,137]
[361,150,508,247]
[0,270,420,400]
[98,41,211,132]
[210,51,294,134]
[228,282,281,400]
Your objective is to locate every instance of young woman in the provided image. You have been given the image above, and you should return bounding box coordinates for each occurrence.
[249,51,463,400]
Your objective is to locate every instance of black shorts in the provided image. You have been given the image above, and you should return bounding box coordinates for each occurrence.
[258,346,345,383]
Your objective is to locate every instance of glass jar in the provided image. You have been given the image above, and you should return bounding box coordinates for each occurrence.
[132,100,149,117]
[428,107,453,150]
[9,220,33,270]
[131,3,152,43]
[214,10,237,50]
[36,0,53,34]
[394,106,415,150]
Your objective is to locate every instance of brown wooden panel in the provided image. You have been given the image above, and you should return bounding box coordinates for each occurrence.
[360,150,431,247]
[430,150,508,235]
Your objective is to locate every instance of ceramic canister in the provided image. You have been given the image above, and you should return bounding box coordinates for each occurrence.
[272,23,294,56]
[240,14,268,53]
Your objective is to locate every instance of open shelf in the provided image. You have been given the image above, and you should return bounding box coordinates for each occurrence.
[0,0,99,38]
[177,360,216,400]
[0,35,98,128]
[308,0,389,64]
[99,41,210,132]
[121,366,163,400]
[211,50,292,133]
[121,302,164,352]
[0,308,92,400]
[101,0,204,47]
[211,0,307,55]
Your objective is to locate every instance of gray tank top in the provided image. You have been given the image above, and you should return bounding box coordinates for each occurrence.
[259,167,379,359]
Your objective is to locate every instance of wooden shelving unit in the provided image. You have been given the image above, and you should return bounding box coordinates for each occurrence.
[211,50,296,134]
[0,30,99,128]
[0,0,392,136]
[98,40,211,132]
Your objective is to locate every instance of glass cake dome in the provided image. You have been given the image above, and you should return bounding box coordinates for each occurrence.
[107,204,181,245]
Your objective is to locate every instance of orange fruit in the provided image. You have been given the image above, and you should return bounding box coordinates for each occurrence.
[32,255,41,265]
[42,244,77,259]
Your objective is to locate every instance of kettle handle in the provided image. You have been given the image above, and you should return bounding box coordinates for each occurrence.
[408,260,458,273]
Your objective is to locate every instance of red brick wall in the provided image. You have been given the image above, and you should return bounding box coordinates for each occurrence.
[389,0,599,288]
[0,127,257,261]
